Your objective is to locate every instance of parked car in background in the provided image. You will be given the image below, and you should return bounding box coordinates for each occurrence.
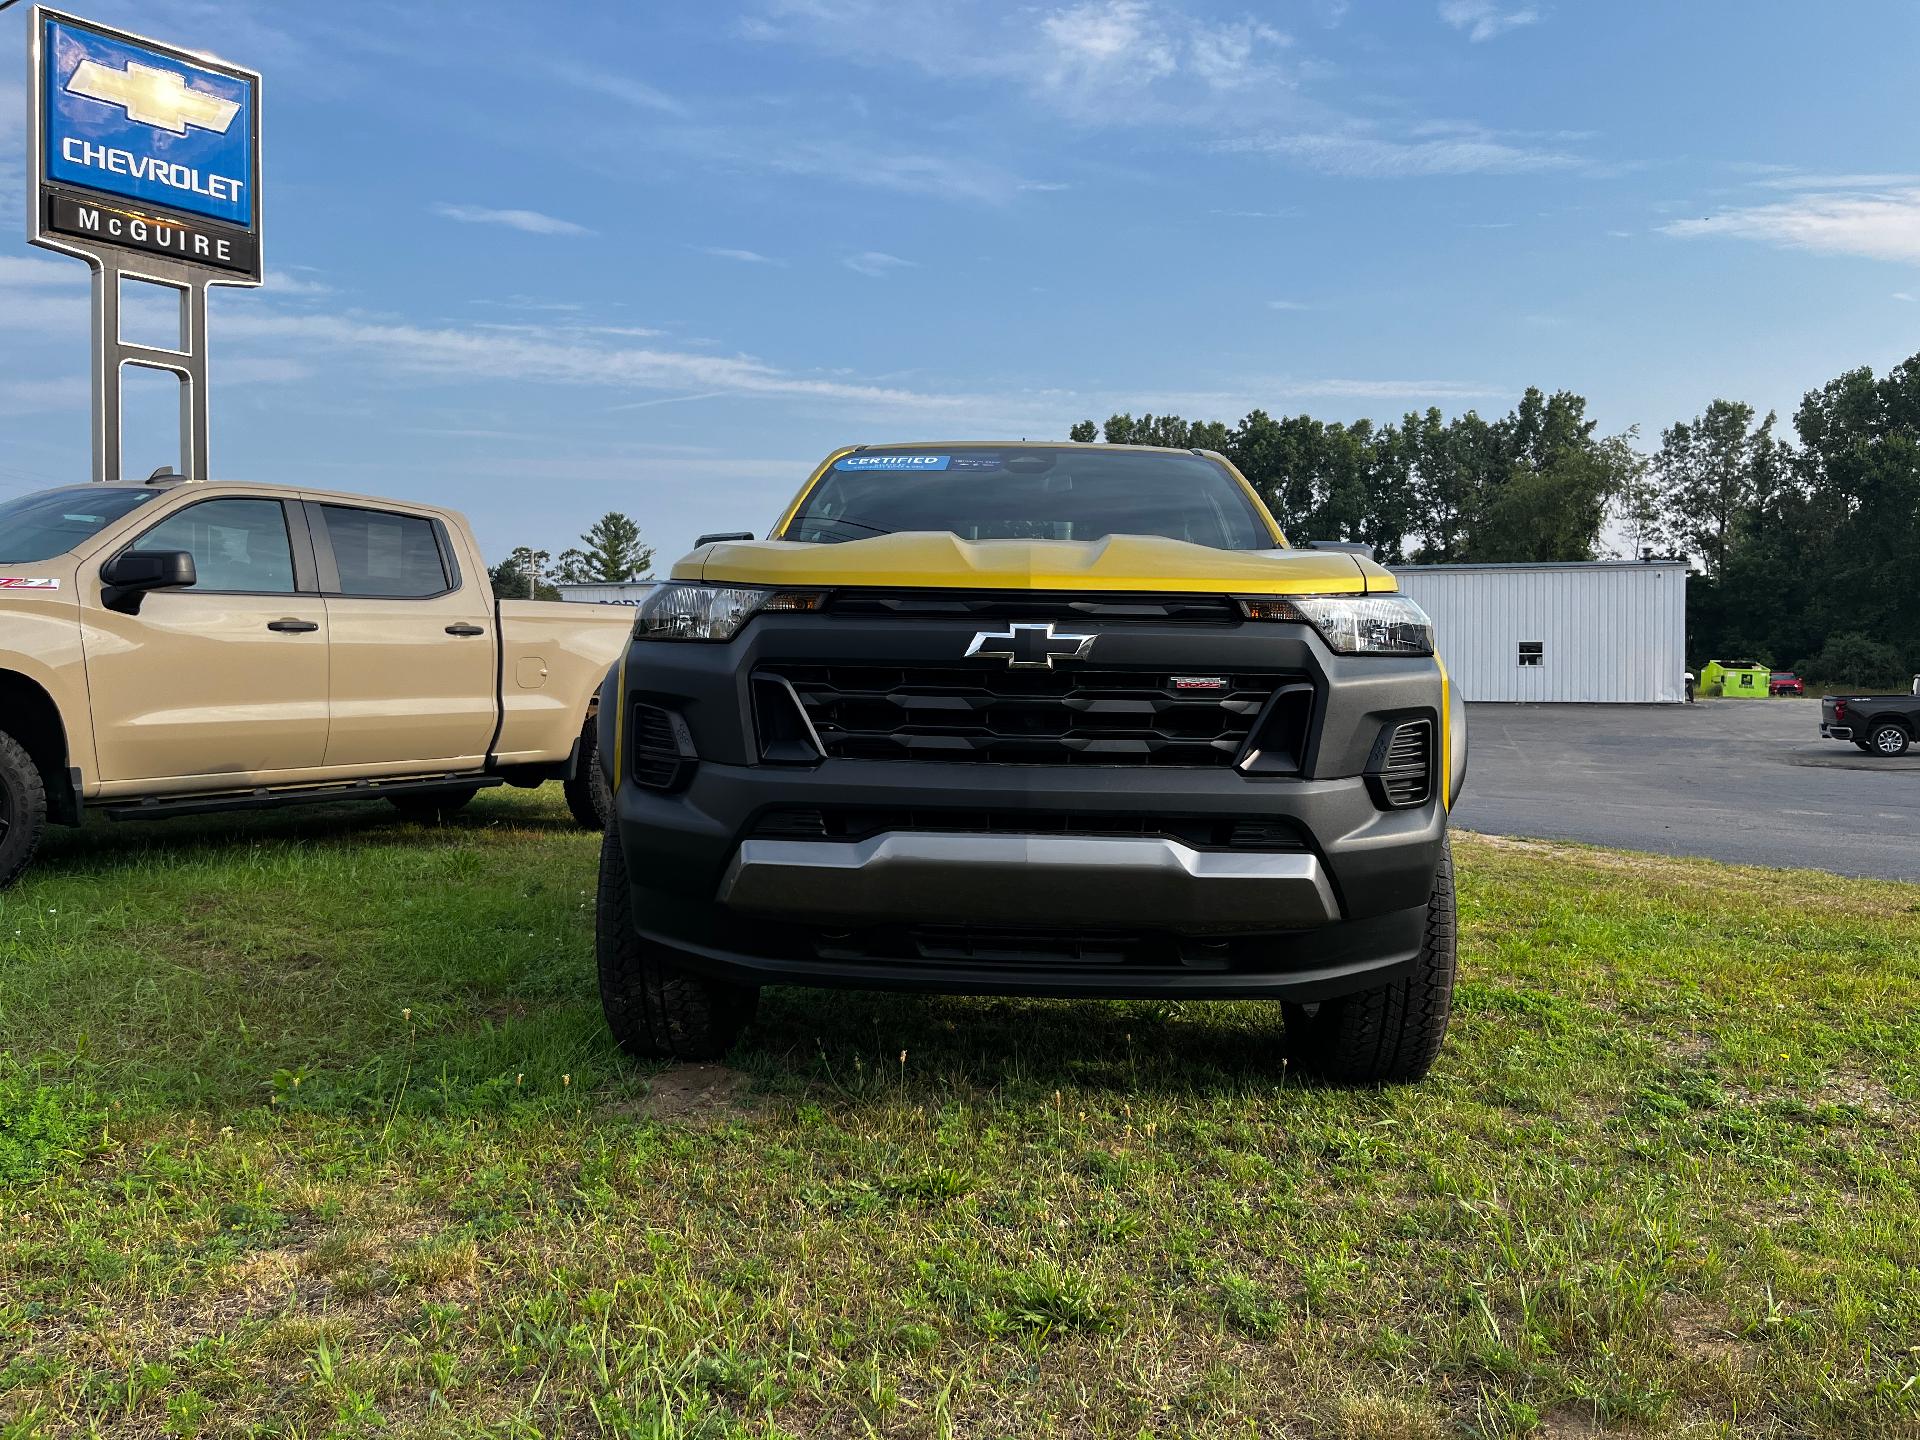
[0,476,632,888]
[1769,671,1805,696]
[1821,694,1918,756]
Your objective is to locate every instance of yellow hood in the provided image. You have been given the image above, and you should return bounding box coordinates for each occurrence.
[677,532,1393,595]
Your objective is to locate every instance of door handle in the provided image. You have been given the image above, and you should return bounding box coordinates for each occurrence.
[445,623,486,637]
[267,618,320,633]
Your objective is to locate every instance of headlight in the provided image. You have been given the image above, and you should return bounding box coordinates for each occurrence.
[635,584,824,641]
[1240,594,1434,655]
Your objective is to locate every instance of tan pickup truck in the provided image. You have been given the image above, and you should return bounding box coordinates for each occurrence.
[0,475,632,887]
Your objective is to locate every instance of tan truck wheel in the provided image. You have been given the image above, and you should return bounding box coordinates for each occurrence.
[0,728,48,890]
[1282,839,1457,1085]
[562,714,610,830]
[596,824,757,1060]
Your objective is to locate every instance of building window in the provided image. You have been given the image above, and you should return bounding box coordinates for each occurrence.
[1518,641,1545,667]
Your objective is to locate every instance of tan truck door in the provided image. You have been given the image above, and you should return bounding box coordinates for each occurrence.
[82,494,330,783]
[305,501,496,770]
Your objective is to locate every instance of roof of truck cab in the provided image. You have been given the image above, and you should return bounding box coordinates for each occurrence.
[847,441,1220,454]
[75,478,461,515]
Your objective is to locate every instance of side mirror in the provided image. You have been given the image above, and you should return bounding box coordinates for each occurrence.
[101,549,197,614]
[695,531,756,547]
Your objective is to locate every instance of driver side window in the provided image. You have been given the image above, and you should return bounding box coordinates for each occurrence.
[132,498,297,595]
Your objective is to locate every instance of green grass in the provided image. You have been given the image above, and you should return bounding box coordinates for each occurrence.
[2,790,1917,1438]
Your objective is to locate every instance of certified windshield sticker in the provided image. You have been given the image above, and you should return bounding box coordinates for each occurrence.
[834,453,951,472]
[0,577,60,589]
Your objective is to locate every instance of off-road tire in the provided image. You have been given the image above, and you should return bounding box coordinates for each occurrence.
[0,728,48,891]
[388,786,479,821]
[1869,722,1911,757]
[1282,837,1457,1086]
[563,716,611,830]
[597,824,757,1060]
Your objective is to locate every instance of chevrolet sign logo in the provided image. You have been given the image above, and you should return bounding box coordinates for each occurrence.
[66,58,241,136]
[964,623,1096,669]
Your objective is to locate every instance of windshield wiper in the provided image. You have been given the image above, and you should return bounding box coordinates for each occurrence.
[809,515,896,537]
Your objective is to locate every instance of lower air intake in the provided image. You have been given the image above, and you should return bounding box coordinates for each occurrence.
[1367,718,1433,809]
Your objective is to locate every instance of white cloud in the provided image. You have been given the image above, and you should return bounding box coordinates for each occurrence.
[1749,172,1920,191]
[553,66,686,116]
[261,268,332,297]
[221,356,314,385]
[214,309,965,409]
[1439,1,1541,42]
[703,247,786,265]
[843,251,918,277]
[1244,129,1576,178]
[0,256,87,289]
[1664,186,1920,265]
[0,377,86,416]
[741,1,1582,181]
[1274,378,1503,400]
[1895,291,1917,302]
[1266,299,1310,310]
[432,203,595,237]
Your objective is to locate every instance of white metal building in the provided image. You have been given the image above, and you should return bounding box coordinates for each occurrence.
[554,582,653,605]
[1391,560,1689,704]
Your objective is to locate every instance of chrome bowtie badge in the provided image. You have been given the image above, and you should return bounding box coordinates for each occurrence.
[964,622,1096,669]
[66,59,242,135]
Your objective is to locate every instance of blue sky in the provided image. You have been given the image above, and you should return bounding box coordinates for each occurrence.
[4,0,1919,568]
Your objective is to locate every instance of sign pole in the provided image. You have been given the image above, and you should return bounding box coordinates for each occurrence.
[27,6,262,482]
[84,250,214,481]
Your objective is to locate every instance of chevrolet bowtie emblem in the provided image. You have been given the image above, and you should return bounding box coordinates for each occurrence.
[964,622,1097,669]
[66,59,241,136]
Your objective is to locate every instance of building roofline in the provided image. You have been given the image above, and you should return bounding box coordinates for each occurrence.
[1391,560,1690,573]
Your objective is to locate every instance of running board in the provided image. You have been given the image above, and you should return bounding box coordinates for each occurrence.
[99,773,503,822]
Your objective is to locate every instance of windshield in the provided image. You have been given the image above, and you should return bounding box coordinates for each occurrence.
[783,447,1276,551]
[0,486,160,564]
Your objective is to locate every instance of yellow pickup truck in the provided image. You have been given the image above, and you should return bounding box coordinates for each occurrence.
[0,476,631,888]
[593,442,1468,1084]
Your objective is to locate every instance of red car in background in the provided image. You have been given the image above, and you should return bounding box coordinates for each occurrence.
[1770,671,1805,696]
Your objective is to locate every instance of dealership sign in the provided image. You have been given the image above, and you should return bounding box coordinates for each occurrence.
[30,7,262,279]
[25,8,264,483]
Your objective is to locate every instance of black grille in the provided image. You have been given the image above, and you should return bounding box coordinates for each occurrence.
[827,590,1242,623]
[750,806,1306,851]
[631,703,690,790]
[760,664,1296,767]
[1369,718,1433,808]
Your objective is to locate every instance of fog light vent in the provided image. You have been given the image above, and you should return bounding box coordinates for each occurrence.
[632,703,695,791]
[1367,718,1432,809]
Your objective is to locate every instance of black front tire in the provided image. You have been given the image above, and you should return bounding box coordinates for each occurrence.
[1282,838,1457,1086]
[597,824,757,1060]
[562,715,611,830]
[0,728,48,891]
[1869,723,1911,757]
[388,786,479,821]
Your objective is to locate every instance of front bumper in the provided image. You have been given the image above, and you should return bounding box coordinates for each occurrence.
[719,832,1340,929]
[602,608,1455,999]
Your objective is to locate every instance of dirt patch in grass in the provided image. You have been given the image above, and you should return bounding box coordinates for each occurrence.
[615,1063,756,1121]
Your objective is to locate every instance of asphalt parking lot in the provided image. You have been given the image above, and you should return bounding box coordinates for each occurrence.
[1450,698,1920,881]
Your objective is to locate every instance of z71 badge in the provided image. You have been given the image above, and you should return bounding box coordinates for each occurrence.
[0,578,61,590]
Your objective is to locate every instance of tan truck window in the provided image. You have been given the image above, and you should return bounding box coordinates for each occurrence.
[134,498,296,594]
[320,505,450,598]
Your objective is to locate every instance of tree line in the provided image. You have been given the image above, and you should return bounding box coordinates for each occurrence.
[1072,349,1920,686]
[489,511,654,601]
